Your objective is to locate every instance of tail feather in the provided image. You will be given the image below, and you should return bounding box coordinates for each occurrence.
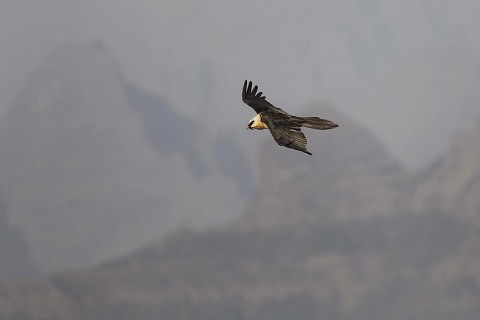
[301,117,339,130]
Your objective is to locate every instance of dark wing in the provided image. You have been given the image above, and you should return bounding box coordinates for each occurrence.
[262,112,312,155]
[242,80,289,115]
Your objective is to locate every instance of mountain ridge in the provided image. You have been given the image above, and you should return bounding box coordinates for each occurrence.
[2,102,479,318]
[0,42,247,273]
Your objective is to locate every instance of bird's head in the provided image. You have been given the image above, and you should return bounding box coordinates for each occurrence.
[246,114,266,130]
[246,117,255,129]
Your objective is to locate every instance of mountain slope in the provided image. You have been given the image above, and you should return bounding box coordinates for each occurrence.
[0,197,36,280]
[1,209,479,319]
[409,113,480,218]
[0,42,246,273]
[240,105,406,229]
[1,104,480,319]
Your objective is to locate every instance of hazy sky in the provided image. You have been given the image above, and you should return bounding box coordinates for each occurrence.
[2,0,480,168]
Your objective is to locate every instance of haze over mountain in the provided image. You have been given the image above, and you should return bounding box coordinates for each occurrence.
[1,104,479,319]
[0,197,36,280]
[410,113,480,219]
[0,43,250,273]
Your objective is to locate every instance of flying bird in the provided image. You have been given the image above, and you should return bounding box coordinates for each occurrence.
[242,80,338,155]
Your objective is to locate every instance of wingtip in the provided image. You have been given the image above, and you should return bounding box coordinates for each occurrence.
[243,80,255,94]
[242,80,248,100]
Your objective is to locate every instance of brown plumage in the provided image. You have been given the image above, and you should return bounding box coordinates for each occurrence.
[242,80,338,155]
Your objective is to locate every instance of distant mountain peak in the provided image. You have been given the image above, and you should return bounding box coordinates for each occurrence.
[410,111,480,218]
[0,42,245,273]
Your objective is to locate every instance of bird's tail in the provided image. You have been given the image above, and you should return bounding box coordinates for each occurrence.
[300,117,339,130]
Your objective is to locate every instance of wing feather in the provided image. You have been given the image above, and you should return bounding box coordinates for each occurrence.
[242,80,289,115]
[262,112,312,155]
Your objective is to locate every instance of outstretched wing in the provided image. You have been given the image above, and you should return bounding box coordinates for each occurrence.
[242,80,289,115]
[262,112,312,155]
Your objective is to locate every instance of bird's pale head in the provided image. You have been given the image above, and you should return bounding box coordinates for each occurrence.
[246,114,268,130]
[246,117,255,129]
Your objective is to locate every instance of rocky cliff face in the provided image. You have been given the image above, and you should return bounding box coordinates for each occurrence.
[0,42,167,272]
[409,114,480,219]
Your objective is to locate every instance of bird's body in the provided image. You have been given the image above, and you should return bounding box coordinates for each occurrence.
[242,80,338,155]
